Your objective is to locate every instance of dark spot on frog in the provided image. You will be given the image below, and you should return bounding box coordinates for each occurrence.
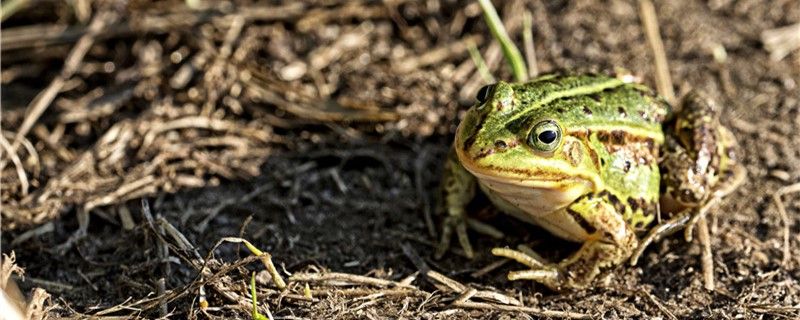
[582,106,593,115]
[623,160,631,172]
[611,130,626,144]
[503,116,528,134]
[633,221,645,229]
[641,200,658,218]
[618,106,627,117]
[567,208,596,233]
[494,140,508,149]
[600,190,625,214]
[556,107,566,114]
[627,197,640,211]
[474,147,496,160]
[643,138,657,156]
[588,93,603,102]
[600,158,606,166]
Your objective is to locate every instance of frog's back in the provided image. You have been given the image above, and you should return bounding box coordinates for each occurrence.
[508,74,669,229]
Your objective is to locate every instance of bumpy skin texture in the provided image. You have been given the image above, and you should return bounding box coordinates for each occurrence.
[437,74,743,291]
[661,91,739,206]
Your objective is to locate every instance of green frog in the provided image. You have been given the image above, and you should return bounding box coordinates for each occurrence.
[436,74,745,291]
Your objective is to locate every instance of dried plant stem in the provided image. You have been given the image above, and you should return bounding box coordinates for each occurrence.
[1,10,117,172]
[761,23,800,61]
[697,218,714,290]
[774,183,800,267]
[0,0,29,22]
[640,0,715,290]
[453,301,591,319]
[639,0,675,105]
[477,0,527,82]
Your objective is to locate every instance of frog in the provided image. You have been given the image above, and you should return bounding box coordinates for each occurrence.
[435,73,745,291]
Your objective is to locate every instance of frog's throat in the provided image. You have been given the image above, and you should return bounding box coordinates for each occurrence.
[465,164,593,217]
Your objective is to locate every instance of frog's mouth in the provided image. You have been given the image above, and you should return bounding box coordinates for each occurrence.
[456,145,596,189]
[457,147,595,215]
[464,163,592,216]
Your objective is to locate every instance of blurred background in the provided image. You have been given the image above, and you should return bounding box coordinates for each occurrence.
[1,0,799,318]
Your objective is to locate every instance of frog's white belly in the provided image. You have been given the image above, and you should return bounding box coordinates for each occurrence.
[477,179,591,242]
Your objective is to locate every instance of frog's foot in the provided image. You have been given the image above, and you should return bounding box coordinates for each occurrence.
[630,209,692,266]
[435,215,504,259]
[635,163,747,265]
[493,238,631,291]
[492,247,565,290]
[631,181,739,266]
[632,195,730,265]
[682,164,747,238]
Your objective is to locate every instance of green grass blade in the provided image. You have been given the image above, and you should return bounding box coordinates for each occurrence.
[251,273,269,320]
[477,0,528,82]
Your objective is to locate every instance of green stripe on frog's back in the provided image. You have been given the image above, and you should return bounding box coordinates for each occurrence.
[481,75,628,137]
[546,83,668,141]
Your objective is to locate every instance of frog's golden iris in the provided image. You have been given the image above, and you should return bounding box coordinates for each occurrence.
[437,74,745,291]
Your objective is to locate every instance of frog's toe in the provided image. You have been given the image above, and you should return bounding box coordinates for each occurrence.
[466,217,505,239]
[506,269,561,282]
[492,247,547,268]
[436,216,475,259]
[492,247,566,290]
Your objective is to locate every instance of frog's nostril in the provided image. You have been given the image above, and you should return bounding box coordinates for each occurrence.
[494,140,508,149]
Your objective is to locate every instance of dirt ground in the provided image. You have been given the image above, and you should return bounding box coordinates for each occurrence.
[2,0,800,319]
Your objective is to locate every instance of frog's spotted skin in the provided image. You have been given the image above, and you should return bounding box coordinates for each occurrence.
[436,74,744,291]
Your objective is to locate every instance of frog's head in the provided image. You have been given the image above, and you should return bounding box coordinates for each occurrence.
[454,80,602,197]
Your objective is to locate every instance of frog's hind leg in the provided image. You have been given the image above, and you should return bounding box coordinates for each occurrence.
[682,162,746,241]
[631,163,745,265]
[493,196,636,291]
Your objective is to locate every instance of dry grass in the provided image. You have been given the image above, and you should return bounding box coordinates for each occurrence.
[2,0,800,318]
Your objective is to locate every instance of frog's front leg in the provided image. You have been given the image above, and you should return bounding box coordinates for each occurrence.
[493,195,636,291]
[435,147,505,259]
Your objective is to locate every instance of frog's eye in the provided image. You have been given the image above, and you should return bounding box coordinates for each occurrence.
[476,85,494,104]
[528,120,562,152]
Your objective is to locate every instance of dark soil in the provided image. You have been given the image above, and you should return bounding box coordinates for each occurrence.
[2,0,800,319]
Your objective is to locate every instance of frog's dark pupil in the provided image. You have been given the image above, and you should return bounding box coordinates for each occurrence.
[538,130,557,144]
[476,85,493,103]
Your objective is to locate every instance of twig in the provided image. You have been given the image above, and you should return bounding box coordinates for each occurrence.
[477,0,527,82]
[761,23,800,61]
[394,35,483,73]
[0,133,29,196]
[640,289,678,320]
[453,301,591,319]
[0,0,30,22]
[773,182,800,267]
[696,217,714,291]
[1,10,118,172]
[639,0,675,105]
[425,270,521,306]
[290,272,414,289]
[0,3,307,51]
